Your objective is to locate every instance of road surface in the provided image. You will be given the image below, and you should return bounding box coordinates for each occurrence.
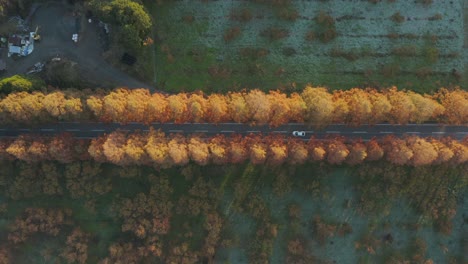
[0,123,466,140]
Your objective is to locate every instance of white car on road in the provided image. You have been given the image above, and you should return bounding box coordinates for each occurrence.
[292,131,306,137]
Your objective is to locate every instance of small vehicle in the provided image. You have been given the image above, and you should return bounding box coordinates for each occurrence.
[292,131,306,137]
[26,62,44,74]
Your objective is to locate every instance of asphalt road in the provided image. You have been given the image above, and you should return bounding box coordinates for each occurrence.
[0,123,466,141]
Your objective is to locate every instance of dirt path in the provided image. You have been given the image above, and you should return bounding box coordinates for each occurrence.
[2,2,155,91]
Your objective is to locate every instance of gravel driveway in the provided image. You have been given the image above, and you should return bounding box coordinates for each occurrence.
[1,1,154,91]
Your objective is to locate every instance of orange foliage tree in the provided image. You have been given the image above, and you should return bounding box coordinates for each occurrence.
[187,92,208,123]
[406,136,438,166]
[228,134,249,164]
[228,92,250,123]
[245,89,271,125]
[249,135,268,164]
[307,138,326,162]
[368,89,392,124]
[339,89,372,125]
[208,135,229,164]
[167,135,190,166]
[206,94,229,123]
[188,136,210,165]
[268,91,291,127]
[301,86,335,126]
[266,135,288,165]
[326,137,349,165]
[126,89,151,122]
[146,93,170,123]
[386,87,417,124]
[288,139,308,165]
[366,138,384,161]
[435,88,468,124]
[346,141,367,165]
[102,131,128,165]
[383,135,414,165]
[145,129,171,167]
[167,93,189,123]
[124,133,149,165]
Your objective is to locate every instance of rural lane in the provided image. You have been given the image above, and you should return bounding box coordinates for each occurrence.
[0,123,466,141]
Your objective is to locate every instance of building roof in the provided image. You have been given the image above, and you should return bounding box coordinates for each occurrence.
[8,45,21,54]
[7,33,34,56]
[8,35,23,46]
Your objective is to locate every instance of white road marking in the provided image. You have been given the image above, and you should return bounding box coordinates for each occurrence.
[432,132,445,134]
[0,129,6,131]
[221,130,234,133]
[272,131,287,133]
[169,130,183,133]
[92,129,105,132]
[406,132,420,134]
[379,131,393,133]
[326,131,340,133]
[456,132,468,134]
[195,130,208,133]
[40,129,54,131]
[352,131,367,134]
[247,131,260,133]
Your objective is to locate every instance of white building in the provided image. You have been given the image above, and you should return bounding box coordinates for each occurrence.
[8,32,35,57]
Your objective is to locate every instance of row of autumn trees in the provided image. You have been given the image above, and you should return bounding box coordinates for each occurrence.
[1,130,467,167]
[0,86,467,125]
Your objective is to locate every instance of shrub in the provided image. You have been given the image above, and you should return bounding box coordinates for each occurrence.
[418,0,432,6]
[260,27,289,41]
[239,48,270,60]
[282,47,297,57]
[230,8,252,22]
[277,8,299,21]
[182,14,195,23]
[428,13,442,21]
[0,75,43,93]
[315,11,337,43]
[224,27,241,42]
[392,45,418,56]
[305,31,315,41]
[391,12,405,23]
[316,11,335,27]
[381,64,400,77]
[415,67,432,79]
[321,28,337,42]
[423,47,439,63]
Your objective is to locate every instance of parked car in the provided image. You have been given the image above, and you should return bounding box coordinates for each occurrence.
[292,131,306,137]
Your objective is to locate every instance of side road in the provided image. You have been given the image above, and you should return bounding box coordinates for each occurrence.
[2,2,155,91]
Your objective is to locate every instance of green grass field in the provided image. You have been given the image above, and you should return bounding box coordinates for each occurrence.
[147,0,464,93]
